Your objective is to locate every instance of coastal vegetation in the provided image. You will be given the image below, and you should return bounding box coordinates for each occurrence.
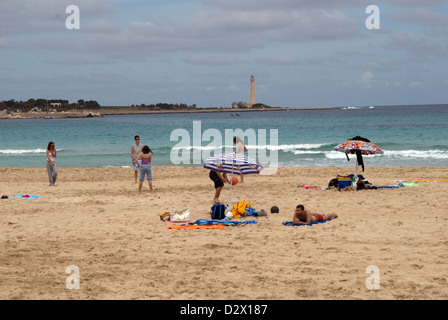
[0,99,275,113]
[0,99,100,112]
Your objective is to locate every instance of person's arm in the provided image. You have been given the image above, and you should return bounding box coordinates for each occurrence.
[292,212,301,225]
[293,211,311,225]
[131,146,135,164]
[216,172,229,184]
[222,173,230,184]
[53,148,57,158]
[136,152,143,167]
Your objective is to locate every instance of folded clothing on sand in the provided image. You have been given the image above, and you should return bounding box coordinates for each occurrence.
[297,185,322,190]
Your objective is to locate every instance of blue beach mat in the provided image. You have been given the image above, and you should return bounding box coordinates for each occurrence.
[10,194,42,199]
[282,220,330,227]
[375,183,405,189]
[192,219,257,225]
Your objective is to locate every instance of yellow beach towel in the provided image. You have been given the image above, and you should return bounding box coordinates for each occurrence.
[231,201,253,219]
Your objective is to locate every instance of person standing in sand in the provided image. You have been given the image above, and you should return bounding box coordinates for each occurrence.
[131,135,143,183]
[293,204,338,225]
[136,145,153,192]
[233,136,247,183]
[209,169,230,204]
[46,141,58,186]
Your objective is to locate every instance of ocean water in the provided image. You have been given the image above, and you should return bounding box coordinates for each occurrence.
[1,105,447,168]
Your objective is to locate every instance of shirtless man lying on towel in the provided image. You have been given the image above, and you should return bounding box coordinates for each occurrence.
[293,204,338,225]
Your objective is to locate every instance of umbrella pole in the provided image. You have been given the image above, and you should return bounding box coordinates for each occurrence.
[227,157,235,211]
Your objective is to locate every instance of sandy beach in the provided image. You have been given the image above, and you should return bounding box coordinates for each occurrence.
[1,166,447,300]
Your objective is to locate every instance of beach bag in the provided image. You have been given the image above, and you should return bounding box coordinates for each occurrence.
[337,175,352,190]
[211,204,226,220]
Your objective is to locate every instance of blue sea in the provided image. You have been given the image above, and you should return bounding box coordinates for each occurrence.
[1,104,447,168]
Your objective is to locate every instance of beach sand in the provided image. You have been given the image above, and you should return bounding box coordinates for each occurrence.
[1,166,447,300]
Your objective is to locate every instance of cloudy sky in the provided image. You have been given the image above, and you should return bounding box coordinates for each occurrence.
[1,0,447,108]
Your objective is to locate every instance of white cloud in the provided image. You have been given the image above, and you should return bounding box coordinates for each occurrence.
[227,83,241,91]
[260,56,300,65]
[409,81,424,88]
[359,71,374,88]
[183,54,231,66]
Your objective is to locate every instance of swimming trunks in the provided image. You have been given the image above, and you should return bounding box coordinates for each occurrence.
[209,170,224,189]
[312,213,324,222]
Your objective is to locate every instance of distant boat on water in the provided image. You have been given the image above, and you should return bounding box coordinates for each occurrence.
[231,113,240,116]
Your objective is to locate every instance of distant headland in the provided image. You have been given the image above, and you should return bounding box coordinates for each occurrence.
[0,98,292,119]
[1,98,445,119]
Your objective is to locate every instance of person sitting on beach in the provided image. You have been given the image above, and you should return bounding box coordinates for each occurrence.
[209,169,230,204]
[293,204,338,225]
[136,145,153,192]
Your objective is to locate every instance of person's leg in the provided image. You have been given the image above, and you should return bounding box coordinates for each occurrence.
[323,212,338,220]
[147,167,153,192]
[46,162,54,186]
[52,165,58,184]
[214,186,223,203]
[139,167,146,191]
[134,160,141,183]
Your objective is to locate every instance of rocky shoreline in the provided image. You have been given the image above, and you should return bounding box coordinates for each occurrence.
[0,111,103,119]
[1,107,290,119]
[0,106,335,119]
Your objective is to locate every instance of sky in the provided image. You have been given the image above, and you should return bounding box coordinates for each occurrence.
[1,0,447,108]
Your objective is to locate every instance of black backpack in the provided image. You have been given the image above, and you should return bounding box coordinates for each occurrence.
[211,204,226,220]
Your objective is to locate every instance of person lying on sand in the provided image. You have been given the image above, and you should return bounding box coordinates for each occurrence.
[293,204,338,225]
